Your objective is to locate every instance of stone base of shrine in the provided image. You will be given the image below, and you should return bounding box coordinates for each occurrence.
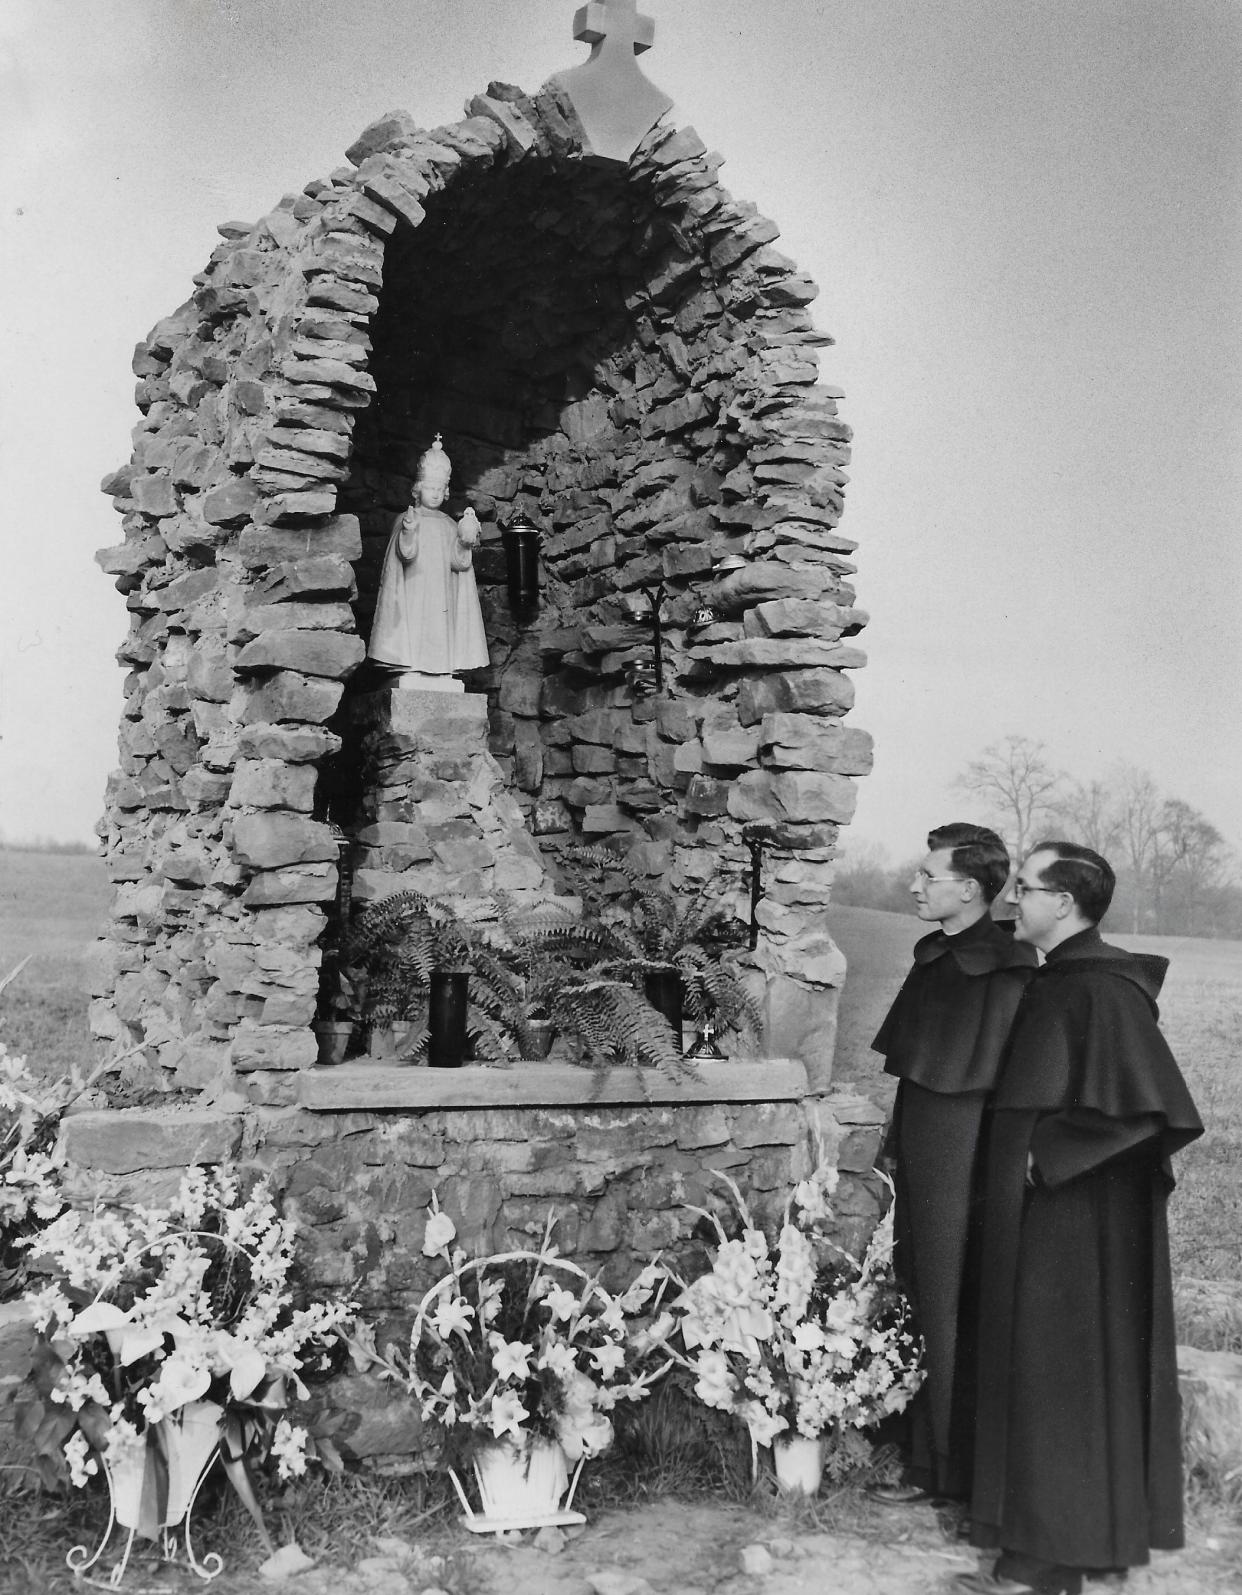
[42,1087,888,1465]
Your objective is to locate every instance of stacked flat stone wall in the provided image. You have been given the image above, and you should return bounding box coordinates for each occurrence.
[92,80,870,1102]
[42,1091,886,1463]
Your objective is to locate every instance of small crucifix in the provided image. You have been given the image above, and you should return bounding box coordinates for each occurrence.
[552,0,674,164]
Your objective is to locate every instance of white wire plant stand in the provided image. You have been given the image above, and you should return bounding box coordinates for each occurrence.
[56,1225,281,1587]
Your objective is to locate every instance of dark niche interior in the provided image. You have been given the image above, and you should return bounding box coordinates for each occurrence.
[319,149,759,903]
[339,157,640,649]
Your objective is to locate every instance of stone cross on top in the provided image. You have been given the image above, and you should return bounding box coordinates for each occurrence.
[552,0,674,164]
[576,0,656,55]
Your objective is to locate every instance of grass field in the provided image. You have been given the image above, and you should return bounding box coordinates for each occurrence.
[3,851,1238,1283]
[0,850,112,1078]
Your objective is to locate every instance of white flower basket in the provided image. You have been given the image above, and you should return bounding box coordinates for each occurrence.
[472,1435,572,1519]
[413,1247,629,1535]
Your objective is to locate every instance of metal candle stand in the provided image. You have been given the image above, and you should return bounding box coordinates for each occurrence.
[637,581,666,692]
[743,826,773,952]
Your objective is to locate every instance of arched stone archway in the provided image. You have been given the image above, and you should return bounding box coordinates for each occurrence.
[94,81,870,1103]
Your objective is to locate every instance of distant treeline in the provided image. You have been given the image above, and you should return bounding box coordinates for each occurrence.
[833,844,1242,939]
[0,838,95,855]
[841,737,1242,940]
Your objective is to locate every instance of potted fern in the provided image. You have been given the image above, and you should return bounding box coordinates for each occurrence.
[341,893,571,1067]
[343,890,479,1067]
[336,882,756,1086]
[553,846,762,1059]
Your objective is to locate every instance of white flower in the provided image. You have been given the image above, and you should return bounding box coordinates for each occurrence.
[145,1349,211,1416]
[742,1228,769,1262]
[538,1338,577,1378]
[51,1367,109,1412]
[692,1350,737,1412]
[432,1295,474,1341]
[596,1296,626,1337]
[117,1322,172,1366]
[25,1282,72,1333]
[422,1206,457,1259]
[617,1262,661,1313]
[66,1301,128,1341]
[104,1415,145,1467]
[740,1400,787,1448]
[477,1277,504,1326]
[629,1308,676,1357]
[136,1386,166,1425]
[773,1223,815,1322]
[490,1336,532,1384]
[487,1389,528,1440]
[555,1368,613,1460]
[63,1430,98,1488]
[542,1284,579,1323]
[589,1341,626,1379]
[225,1342,269,1401]
[271,1417,309,1480]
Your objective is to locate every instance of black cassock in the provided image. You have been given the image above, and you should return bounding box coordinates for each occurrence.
[970,927,1203,1576]
[873,913,1037,1496]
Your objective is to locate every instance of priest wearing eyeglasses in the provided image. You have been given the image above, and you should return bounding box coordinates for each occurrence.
[957,843,1203,1595]
[870,823,1037,1508]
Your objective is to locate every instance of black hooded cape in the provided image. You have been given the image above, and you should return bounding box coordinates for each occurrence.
[873,913,1036,1495]
[970,927,1204,1573]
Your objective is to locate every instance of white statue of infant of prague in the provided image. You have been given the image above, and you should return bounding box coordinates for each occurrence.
[366,434,489,690]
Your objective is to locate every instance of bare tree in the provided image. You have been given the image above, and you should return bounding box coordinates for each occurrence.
[1054,778,1124,855]
[1151,798,1229,934]
[1112,765,1164,931]
[952,735,1064,858]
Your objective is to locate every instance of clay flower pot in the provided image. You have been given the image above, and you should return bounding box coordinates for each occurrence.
[518,1019,556,1060]
[315,1019,353,1066]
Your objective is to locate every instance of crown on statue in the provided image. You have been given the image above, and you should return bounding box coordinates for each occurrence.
[417,433,452,488]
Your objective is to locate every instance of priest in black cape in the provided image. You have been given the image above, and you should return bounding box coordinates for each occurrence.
[958,843,1203,1595]
[871,823,1037,1504]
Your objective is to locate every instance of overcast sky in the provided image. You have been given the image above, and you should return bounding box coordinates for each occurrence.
[1,0,1238,862]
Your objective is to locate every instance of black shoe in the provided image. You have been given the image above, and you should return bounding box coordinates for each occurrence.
[953,1575,1041,1595]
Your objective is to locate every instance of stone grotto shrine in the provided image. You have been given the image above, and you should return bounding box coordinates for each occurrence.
[79,4,883,1457]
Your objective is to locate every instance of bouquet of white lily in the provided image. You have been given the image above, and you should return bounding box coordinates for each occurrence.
[0,1026,80,1300]
[18,1165,353,1556]
[659,1162,924,1460]
[398,1196,667,1469]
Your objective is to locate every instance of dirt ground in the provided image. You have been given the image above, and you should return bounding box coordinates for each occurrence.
[272,1498,1241,1595]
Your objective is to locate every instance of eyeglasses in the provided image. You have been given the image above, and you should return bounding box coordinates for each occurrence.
[912,870,964,885]
[1011,881,1064,898]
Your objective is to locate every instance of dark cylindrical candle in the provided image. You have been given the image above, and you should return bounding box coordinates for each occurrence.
[428,970,469,1068]
[502,526,541,625]
[643,969,684,1053]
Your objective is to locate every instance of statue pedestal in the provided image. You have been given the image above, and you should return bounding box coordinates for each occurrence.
[393,671,464,694]
[348,689,568,914]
